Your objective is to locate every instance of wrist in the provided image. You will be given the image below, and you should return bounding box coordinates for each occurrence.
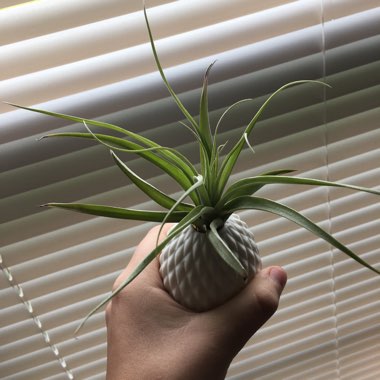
[106,334,230,380]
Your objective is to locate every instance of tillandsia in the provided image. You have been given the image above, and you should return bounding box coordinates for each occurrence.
[7,7,379,334]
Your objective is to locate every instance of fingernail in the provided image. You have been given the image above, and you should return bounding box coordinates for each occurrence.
[268,267,287,290]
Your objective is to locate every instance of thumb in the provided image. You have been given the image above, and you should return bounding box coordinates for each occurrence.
[213,266,287,354]
[248,266,288,318]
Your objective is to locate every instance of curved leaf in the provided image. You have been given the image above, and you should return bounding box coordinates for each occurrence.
[157,175,204,245]
[207,218,247,278]
[212,98,253,151]
[143,7,198,131]
[5,102,128,134]
[258,169,297,176]
[210,98,253,192]
[224,196,380,275]
[244,132,255,155]
[74,204,206,335]
[110,151,193,211]
[217,169,296,207]
[199,61,215,157]
[42,131,200,204]
[42,202,187,222]
[221,175,380,206]
[217,80,331,195]
[8,102,199,192]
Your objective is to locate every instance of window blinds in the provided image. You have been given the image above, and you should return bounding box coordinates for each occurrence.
[1,1,379,379]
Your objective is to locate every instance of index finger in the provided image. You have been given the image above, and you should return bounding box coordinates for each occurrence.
[113,223,175,290]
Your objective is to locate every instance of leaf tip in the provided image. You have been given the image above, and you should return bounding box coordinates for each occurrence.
[73,319,86,338]
[205,60,217,78]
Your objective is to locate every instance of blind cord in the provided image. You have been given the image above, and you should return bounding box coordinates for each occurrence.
[320,0,341,378]
[0,253,75,380]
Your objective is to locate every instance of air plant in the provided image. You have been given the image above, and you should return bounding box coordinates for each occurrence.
[7,8,379,333]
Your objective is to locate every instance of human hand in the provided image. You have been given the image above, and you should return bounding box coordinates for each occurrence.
[105,224,287,380]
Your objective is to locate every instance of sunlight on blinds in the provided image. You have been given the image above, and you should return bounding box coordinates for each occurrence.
[1,1,379,379]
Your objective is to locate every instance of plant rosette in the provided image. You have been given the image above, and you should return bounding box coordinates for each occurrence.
[7,8,379,333]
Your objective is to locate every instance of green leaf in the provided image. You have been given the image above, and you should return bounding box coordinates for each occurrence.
[211,98,253,179]
[197,63,215,198]
[78,117,199,190]
[220,175,380,206]
[177,123,214,206]
[216,138,245,197]
[157,175,204,245]
[207,218,247,278]
[198,146,213,205]
[258,169,297,176]
[5,102,128,135]
[110,150,193,212]
[74,204,206,335]
[217,80,331,196]
[216,169,295,208]
[198,61,215,157]
[212,98,253,150]
[224,196,380,276]
[43,131,200,204]
[236,168,296,196]
[7,103,198,199]
[7,102,174,157]
[246,81,330,141]
[81,120,166,154]
[143,7,198,132]
[42,202,187,222]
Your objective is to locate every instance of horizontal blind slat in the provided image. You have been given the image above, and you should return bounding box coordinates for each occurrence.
[1,2,379,379]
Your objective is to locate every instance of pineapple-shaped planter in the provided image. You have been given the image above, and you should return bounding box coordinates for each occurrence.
[9,7,379,331]
[160,214,261,311]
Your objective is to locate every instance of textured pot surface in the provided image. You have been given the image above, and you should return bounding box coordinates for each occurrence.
[159,214,261,311]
